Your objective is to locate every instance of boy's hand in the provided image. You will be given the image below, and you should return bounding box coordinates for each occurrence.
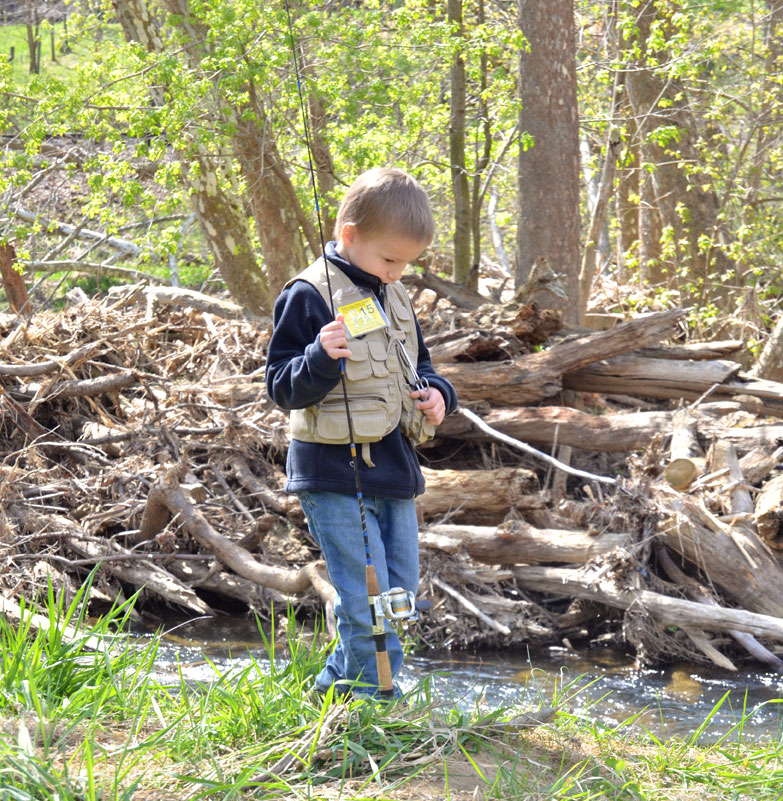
[320,314,352,360]
[411,387,445,426]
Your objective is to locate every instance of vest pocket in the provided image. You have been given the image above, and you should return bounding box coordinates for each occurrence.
[344,339,373,381]
[315,393,393,442]
[369,338,391,377]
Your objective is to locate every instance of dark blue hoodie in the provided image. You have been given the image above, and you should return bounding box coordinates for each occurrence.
[265,242,458,498]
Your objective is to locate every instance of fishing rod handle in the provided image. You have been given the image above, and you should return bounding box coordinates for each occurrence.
[366,564,395,695]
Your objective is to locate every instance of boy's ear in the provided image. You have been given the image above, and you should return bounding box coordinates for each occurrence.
[339,222,358,246]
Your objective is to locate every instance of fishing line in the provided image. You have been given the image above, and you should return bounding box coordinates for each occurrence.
[283,0,395,697]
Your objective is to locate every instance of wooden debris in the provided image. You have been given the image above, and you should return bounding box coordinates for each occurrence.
[4,289,783,670]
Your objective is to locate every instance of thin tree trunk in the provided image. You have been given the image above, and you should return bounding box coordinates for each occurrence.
[25,0,39,74]
[468,0,491,292]
[578,126,620,322]
[624,1,736,302]
[449,0,472,284]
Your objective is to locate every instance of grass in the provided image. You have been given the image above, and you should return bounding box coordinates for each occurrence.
[0,20,124,90]
[1,582,783,799]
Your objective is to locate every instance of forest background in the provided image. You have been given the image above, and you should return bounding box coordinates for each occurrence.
[2,0,782,344]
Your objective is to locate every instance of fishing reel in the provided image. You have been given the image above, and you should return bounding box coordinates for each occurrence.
[373,587,418,629]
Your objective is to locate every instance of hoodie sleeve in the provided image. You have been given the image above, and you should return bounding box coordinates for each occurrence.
[413,317,459,415]
[265,281,342,411]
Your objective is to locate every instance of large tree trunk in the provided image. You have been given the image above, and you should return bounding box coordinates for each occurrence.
[516,0,580,322]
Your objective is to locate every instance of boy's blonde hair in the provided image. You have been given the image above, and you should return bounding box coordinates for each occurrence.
[334,168,435,244]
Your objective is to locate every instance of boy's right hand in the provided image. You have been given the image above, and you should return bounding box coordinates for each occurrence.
[320,314,352,360]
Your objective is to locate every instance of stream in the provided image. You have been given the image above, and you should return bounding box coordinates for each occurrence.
[138,616,783,744]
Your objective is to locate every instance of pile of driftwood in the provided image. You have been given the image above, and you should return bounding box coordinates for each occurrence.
[5,278,783,669]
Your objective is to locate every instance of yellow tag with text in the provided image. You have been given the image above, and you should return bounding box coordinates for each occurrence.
[336,295,389,338]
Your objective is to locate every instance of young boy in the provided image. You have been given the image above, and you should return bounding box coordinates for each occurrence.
[266,168,458,697]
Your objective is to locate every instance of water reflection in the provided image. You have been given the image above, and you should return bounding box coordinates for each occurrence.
[136,616,783,743]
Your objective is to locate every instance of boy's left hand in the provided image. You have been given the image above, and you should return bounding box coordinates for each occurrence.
[411,387,445,426]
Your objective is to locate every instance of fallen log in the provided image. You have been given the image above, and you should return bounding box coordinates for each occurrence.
[436,403,740,453]
[66,533,213,616]
[636,340,744,361]
[428,329,518,363]
[402,272,490,310]
[456,407,616,484]
[512,564,783,641]
[565,355,783,418]
[437,308,685,406]
[664,406,704,490]
[657,492,783,618]
[228,456,304,525]
[26,372,138,402]
[419,521,630,565]
[657,546,783,672]
[11,509,213,615]
[417,466,540,524]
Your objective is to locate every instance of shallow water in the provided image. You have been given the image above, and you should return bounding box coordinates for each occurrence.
[138,615,783,744]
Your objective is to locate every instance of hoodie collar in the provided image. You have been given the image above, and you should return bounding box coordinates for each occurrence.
[324,241,383,293]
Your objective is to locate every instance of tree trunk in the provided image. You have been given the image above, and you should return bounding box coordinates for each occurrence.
[516,0,580,322]
[25,0,39,74]
[616,116,639,280]
[449,0,472,284]
[513,565,783,641]
[420,521,630,565]
[578,126,621,322]
[623,0,736,301]
[469,0,491,292]
[564,353,783,418]
[435,403,782,455]
[112,0,273,316]
[0,243,30,314]
[163,0,310,296]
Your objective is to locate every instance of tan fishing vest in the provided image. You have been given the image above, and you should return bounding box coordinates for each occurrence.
[287,259,434,464]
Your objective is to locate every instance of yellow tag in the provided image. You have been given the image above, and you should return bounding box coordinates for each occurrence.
[337,296,388,338]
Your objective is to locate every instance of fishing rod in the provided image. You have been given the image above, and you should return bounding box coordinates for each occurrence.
[283,1,415,699]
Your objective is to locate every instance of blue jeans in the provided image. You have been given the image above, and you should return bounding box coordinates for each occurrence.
[296,490,419,697]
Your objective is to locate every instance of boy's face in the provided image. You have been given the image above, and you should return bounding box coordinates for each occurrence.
[337,225,427,284]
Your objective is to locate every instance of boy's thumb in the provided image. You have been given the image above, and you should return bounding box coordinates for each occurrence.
[335,313,345,323]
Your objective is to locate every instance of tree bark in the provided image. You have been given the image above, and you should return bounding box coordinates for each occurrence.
[0,243,30,314]
[516,0,580,321]
[754,473,783,550]
[435,403,783,457]
[578,126,621,323]
[658,493,783,618]
[163,0,310,295]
